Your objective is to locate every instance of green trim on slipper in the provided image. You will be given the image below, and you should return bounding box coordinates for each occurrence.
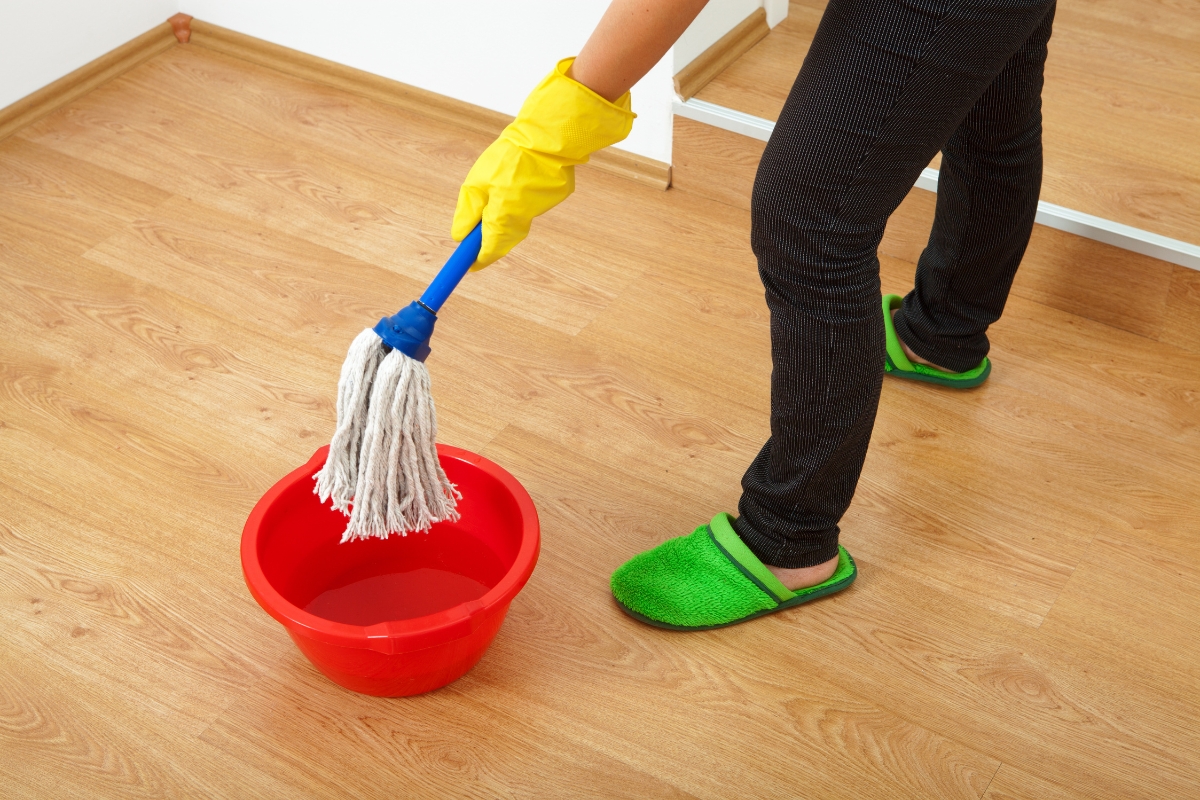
[882,294,991,388]
[610,516,857,631]
[708,512,793,602]
[883,294,917,373]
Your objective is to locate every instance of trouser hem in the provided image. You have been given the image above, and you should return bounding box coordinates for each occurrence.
[892,304,989,373]
[733,515,841,569]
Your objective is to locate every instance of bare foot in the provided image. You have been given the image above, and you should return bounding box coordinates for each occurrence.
[891,307,954,373]
[767,554,839,591]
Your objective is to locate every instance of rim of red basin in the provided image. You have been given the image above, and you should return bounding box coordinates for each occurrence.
[241,444,540,655]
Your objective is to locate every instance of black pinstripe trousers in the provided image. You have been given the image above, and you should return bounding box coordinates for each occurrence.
[734,0,1057,568]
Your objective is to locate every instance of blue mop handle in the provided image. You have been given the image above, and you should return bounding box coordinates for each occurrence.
[419,223,483,313]
[372,222,483,361]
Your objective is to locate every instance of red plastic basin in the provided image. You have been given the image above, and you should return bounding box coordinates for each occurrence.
[241,444,539,696]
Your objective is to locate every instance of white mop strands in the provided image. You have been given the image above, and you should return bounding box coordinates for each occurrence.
[314,327,460,542]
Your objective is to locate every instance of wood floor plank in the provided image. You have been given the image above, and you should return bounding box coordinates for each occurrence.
[1161,264,1200,355]
[74,195,508,452]
[0,343,281,578]
[982,764,1103,800]
[879,240,1196,457]
[0,648,195,800]
[1038,531,1200,691]
[984,301,1200,449]
[199,659,699,800]
[474,426,1199,800]
[0,492,285,740]
[1010,224,1174,343]
[18,47,660,337]
[670,117,764,210]
[473,425,1002,800]
[0,239,342,479]
[0,647,297,800]
[3,42,1198,798]
[101,214,776,515]
[0,137,170,255]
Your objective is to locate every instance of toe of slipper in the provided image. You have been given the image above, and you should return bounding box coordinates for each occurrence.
[611,526,777,628]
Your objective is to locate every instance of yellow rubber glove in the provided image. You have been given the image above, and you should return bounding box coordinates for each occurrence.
[452,57,636,268]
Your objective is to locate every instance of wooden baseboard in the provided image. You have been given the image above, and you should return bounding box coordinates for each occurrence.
[590,148,673,190]
[673,9,770,101]
[0,23,177,141]
[189,20,671,190]
[169,13,194,44]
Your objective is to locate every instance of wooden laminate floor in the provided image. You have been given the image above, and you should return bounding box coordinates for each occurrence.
[695,0,1200,245]
[3,44,1200,799]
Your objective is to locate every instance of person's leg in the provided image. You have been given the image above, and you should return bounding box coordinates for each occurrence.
[893,5,1057,373]
[736,0,1057,575]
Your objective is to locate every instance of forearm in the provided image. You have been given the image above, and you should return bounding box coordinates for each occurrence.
[570,0,711,101]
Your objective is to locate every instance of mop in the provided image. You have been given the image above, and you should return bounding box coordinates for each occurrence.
[314,223,483,542]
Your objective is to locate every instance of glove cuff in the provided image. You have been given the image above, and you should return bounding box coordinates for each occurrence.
[503,57,636,163]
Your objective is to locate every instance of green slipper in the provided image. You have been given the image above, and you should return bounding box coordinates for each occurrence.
[610,513,856,631]
[883,294,990,388]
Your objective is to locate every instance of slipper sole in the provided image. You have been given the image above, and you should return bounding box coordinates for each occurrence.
[883,294,991,389]
[885,352,991,388]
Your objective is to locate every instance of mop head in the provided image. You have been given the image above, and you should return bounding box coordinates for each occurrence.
[314,328,460,542]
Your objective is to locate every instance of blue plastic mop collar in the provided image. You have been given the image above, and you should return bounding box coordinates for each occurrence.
[373,223,483,362]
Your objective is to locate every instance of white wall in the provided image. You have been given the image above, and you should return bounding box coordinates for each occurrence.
[763,0,790,27]
[183,0,677,163]
[0,0,177,111]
